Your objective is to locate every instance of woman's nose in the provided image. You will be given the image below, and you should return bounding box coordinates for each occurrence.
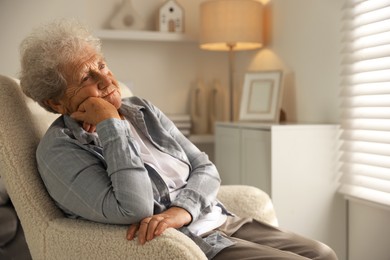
[97,73,111,89]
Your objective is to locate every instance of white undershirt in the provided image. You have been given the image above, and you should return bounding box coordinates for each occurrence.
[129,123,226,235]
[129,123,189,199]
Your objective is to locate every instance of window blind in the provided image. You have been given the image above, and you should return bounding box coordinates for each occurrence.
[339,0,390,207]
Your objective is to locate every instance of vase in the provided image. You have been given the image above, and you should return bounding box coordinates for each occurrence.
[110,0,146,30]
[190,80,209,134]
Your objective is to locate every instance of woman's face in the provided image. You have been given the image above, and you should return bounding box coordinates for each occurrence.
[48,45,122,115]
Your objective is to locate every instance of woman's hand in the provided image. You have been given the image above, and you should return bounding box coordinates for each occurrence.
[71,97,121,127]
[126,207,192,245]
[82,122,96,133]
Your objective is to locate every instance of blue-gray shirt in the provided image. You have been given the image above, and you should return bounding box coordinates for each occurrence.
[37,96,232,258]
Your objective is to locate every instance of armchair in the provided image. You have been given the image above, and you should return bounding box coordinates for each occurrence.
[0,74,278,259]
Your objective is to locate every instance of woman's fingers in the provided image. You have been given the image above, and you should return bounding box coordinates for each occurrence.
[71,97,121,126]
[146,217,166,241]
[137,220,150,245]
[126,224,139,241]
[135,216,168,244]
[146,219,159,242]
[154,219,169,236]
[82,122,96,133]
[128,207,191,245]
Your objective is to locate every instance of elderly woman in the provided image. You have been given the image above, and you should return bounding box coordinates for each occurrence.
[19,19,337,260]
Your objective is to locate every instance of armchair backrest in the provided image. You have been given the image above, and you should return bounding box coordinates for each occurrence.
[0,74,135,258]
[0,75,63,257]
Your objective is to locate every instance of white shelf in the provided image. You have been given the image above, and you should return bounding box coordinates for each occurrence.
[95,29,197,43]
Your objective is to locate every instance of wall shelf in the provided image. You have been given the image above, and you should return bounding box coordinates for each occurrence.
[95,29,198,43]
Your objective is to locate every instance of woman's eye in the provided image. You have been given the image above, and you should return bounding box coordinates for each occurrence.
[99,63,106,70]
[82,76,90,82]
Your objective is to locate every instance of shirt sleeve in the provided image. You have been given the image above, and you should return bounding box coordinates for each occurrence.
[37,118,154,224]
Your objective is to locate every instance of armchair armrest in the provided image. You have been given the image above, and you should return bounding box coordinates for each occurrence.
[29,185,278,260]
[217,185,278,227]
[45,218,207,260]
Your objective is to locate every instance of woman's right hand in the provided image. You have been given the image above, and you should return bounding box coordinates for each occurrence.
[126,207,192,245]
[71,97,121,127]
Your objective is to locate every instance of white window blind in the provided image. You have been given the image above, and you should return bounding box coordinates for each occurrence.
[339,0,390,207]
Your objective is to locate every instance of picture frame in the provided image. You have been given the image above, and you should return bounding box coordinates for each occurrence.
[239,70,283,122]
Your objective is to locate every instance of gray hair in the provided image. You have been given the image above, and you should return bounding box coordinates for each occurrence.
[19,19,102,113]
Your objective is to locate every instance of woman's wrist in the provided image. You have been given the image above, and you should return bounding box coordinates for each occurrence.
[168,206,192,226]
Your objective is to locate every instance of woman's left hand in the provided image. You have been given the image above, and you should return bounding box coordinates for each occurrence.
[126,207,192,245]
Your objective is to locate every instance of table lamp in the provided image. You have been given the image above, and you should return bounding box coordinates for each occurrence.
[200,0,263,121]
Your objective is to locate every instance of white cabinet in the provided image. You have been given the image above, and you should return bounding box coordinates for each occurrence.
[215,124,271,194]
[215,122,346,260]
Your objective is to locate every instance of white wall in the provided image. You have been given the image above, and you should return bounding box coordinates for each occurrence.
[235,0,342,123]
[0,0,88,77]
[348,201,390,260]
[0,0,229,115]
[0,0,341,123]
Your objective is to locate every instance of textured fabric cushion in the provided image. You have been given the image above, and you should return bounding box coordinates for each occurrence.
[0,75,61,258]
[218,185,278,226]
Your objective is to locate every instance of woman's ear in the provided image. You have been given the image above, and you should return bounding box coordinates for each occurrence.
[44,99,66,114]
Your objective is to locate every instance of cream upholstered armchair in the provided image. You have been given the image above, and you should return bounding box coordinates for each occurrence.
[0,74,278,260]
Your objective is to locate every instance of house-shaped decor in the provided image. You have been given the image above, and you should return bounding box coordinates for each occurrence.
[158,0,184,33]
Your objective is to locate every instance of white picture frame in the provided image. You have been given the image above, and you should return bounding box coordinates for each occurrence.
[239,70,283,122]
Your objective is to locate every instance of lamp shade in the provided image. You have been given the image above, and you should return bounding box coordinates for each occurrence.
[200,0,263,51]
